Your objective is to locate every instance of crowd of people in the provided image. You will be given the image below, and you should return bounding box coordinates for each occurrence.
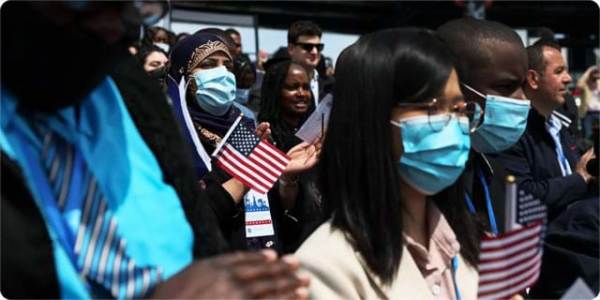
[1,1,598,299]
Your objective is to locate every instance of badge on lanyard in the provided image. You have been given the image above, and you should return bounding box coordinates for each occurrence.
[244,190,275,238]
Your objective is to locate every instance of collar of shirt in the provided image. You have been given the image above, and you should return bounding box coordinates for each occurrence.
[403,201,460,275]
[545,113,563,133]
[2,87,96,149]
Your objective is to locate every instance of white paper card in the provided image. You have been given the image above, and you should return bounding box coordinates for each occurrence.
[295,94,333,143]
[560,278,595,300]
[244,190,275,238]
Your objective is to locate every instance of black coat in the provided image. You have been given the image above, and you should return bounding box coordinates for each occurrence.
[529,196,599,298]
[488,108,593,221]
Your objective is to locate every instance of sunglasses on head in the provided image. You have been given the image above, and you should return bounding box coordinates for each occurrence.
[295,42,324,52]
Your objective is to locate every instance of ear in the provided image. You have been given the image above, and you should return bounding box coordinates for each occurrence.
[287,43,294,55]
[526,69,540,90]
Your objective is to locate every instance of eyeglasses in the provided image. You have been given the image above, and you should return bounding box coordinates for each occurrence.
[295,42,324,52]
[395,99,483,133]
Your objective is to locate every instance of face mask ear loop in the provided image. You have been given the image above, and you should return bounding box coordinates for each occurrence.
[184,73,197,96]
[461,83,487,99]
[390,120,402,127]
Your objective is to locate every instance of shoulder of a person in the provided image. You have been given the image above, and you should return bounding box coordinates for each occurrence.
[296,221,356,266]
[295,221,373,299]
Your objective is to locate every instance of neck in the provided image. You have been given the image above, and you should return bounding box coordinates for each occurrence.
[282,114,301,128]
[531,99,554,119]
[527,92,554,119]
[305,65,315,78]
[399,179,429,249]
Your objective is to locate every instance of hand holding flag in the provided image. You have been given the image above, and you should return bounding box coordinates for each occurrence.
[213,117,290,194]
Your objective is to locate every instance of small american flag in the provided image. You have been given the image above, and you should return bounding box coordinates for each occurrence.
[478,221,544,300]
[516,189,547,226]
[478,176,547,300]
[213,118,290,194]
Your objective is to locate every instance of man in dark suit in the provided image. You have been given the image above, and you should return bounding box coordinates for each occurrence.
[492,40,596,221]
[287,20,334,104]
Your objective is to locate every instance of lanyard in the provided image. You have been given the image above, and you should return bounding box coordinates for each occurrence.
[16,130,85,273]
[463,169,499,235]
[451,256,462,300]
[478,169,498,235]
[463,193,476,214]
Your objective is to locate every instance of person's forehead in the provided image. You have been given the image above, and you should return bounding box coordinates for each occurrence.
[441,70,463,102]
[147,51,167,62]
[468,41,526,85]
[542,46,565,66]
[286,65,309,80]
[205,51,231,61]
[296,35,320,43]
[155,30,168,38]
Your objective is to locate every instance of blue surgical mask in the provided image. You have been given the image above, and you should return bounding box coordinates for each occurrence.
[192,66,236,116]
[235,88,251,105]
[463,84,530,153]
[391,114,471,195]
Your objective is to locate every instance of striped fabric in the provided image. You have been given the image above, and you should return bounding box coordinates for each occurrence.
[215,121,290,194]
[477,222,544,300]
[545,116,572,176]
[40,130,160,299]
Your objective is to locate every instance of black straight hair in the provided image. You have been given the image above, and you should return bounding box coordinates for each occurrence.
[287,20,322,44]
[320,27,480,284]
[136,44,168,66]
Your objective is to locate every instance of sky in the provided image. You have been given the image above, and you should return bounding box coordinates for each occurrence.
[166,20,359,67]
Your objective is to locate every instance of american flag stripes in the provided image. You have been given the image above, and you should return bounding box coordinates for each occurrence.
[478,221,544,300]
[478,176,548,300]
[214,119,290,194]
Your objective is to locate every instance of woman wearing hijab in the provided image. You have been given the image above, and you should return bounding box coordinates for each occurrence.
[167,31,320,251]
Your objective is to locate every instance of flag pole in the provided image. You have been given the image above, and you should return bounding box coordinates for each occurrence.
[212,114,244,157]
[504,174,520,232]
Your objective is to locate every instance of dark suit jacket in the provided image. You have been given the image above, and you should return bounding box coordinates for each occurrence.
[318,74,335,102]
[529,196,599,298]
[488,108,591,221]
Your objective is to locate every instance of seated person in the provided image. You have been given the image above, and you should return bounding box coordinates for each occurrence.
[258,60,323,253]
[1,2,309,298]
[491,40,597,221]
[296,28,481,299]
[437,18,531,233]
[167,30,320,251]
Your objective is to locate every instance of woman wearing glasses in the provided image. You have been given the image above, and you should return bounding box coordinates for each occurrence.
[295,28,482,299]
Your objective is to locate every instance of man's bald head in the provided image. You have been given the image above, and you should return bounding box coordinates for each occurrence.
[437,18,528,102]
[437,18,525,84]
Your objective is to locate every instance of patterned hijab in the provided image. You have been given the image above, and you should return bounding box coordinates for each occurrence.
[166,31,239,178]
[168,32,232,83]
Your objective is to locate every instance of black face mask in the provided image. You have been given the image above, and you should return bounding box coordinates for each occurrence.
[147,67,168,89]
[1,2,140,112]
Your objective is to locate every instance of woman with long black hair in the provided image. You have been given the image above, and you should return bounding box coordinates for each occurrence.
[258,60,324,253]
[296,28,482,299]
